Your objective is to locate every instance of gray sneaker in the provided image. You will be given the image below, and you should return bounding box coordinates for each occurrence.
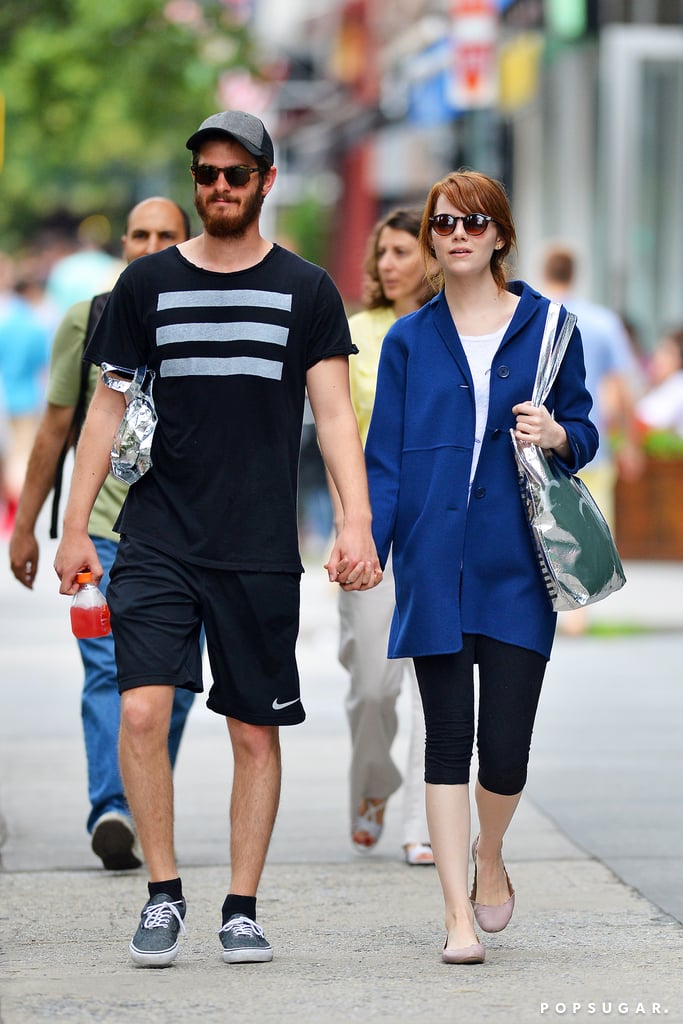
[129,894,186,967]
[218,913,273,964]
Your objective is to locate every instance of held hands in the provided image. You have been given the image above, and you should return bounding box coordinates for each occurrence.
[324,524,383,591]
[53,531,104,596]
[512,401,569,456]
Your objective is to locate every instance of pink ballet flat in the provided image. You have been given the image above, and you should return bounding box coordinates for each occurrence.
[442,940,485,965]
[470,836,515,933]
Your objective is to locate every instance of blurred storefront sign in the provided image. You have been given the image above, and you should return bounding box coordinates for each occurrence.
[448,0,499,109]
[405,38,455,126]
[498,31,543,111]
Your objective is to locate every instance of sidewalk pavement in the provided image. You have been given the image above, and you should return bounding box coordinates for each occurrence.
[2,807,681,1023]
[1,552,682,1022]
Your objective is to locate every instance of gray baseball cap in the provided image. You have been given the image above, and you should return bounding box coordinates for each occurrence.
[185,110,274,165]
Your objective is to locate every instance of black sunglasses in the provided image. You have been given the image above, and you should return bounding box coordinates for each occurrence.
[429,213,493,237]
[191,163,260,187]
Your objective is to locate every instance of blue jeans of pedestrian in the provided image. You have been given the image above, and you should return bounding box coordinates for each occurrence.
[80,536,195,833]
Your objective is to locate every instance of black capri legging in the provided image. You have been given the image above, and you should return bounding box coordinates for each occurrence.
[413,634,547,796]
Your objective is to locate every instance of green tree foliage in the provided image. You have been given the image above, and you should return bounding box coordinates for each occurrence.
[0,0,256,247]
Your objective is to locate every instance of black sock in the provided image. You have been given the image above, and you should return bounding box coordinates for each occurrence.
[222,893,256,925]
[148,877,183,903]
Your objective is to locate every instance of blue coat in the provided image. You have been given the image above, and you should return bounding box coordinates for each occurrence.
[365,281,599,660]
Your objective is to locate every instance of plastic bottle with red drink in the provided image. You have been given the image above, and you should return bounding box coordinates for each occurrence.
[70,570,111,638]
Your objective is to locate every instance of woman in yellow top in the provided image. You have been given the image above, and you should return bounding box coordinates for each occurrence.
[335,208,435,863]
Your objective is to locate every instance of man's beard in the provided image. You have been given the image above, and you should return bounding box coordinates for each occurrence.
[194,183,265,239]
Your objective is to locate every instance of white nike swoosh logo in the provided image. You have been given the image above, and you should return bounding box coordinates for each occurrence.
[272,697,301,711]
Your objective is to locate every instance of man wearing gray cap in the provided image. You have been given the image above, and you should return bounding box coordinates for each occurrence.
[54,110,382,967]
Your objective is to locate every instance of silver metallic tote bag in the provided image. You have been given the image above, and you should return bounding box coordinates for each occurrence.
[510,303,626,612]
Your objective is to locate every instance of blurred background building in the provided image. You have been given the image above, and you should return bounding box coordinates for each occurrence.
[237,0,683,347]
[1,1,681,344]
[1,0,682,556]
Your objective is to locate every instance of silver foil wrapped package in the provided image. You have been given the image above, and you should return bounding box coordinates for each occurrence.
[101,363,157,485]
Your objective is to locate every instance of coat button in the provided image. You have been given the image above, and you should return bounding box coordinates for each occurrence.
[491,429,501,439]
[497,365,510,378]
[474,487,486,499]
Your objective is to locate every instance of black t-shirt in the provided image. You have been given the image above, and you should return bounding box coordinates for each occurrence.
[86,244,353,570]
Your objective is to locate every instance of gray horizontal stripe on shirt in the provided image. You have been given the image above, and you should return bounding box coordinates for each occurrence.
[156,322,289,346]
[157,289,293,312]
[160,356,283,380]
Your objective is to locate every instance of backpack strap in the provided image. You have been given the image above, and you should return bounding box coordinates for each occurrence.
[49,292,110,539]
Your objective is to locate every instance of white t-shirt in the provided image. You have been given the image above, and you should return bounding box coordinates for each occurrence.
[461,322,510,495]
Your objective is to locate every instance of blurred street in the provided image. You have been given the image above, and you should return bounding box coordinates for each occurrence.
[2,4,683,1019]
[1,514,682,1022]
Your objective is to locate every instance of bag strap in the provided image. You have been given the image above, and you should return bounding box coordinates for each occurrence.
[101,362,148,396]
[531,301,578,407]
[49,292,110,540]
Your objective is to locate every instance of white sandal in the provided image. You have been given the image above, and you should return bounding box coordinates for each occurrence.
[404,843,435,866]
[351,799,387,853]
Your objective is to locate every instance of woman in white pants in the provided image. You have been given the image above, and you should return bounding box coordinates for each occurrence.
[341,555,430,861]
[334,209,435,864]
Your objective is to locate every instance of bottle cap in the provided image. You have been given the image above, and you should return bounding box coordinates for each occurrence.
[75,571,93,584]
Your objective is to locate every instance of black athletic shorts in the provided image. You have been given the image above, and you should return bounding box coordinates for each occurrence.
[108,535,305,726]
